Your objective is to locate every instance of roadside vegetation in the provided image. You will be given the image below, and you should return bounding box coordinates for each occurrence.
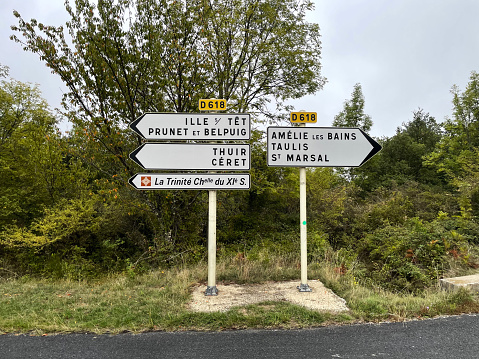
[1,246,479,334]
[2,0,479,333]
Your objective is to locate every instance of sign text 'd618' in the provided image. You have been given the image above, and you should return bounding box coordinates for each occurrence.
[290,112,317,123]
[199,99,227,111]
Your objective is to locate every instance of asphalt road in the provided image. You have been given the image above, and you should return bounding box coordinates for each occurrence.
[1,314,479,358]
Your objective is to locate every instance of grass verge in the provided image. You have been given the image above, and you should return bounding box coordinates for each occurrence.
[1,252,478,334]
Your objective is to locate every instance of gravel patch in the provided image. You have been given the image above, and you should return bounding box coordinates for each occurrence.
[189,280,349,313]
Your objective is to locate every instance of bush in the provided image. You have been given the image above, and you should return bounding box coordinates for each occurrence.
[355,216,479,292]
[0,196,160,279]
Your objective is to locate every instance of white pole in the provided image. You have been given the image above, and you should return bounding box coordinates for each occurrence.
[205,189,218,295]
[206,104,218,296]
[298,123,311,292]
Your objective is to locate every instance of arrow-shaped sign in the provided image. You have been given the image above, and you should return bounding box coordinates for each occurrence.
[129,173,250,190]
[129,143,250,171]
[130,112,250,140]
[267,127,381,167]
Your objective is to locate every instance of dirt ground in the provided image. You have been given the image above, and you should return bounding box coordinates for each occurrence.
[189,280,349,313]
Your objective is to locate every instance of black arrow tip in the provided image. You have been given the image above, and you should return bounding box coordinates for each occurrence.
[128,175,137,189]
[129,145,146,169]
[359,129,382,166]
[130,114,146,139]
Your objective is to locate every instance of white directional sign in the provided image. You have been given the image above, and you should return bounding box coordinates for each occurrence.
[130,143,250,170]
[129,173,250,190]
[267,127,381,167]
[130,113,250,140]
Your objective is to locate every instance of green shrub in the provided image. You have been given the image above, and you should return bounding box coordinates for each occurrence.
[0,196,160,278]
[356,216,479,292]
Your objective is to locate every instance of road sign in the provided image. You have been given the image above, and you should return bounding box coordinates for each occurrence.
[199,99,227,111]
[129,173,250,190]
[290,112,317,123]
[129,143,250,170]
[267,126,381,167]
[129,113,250,140]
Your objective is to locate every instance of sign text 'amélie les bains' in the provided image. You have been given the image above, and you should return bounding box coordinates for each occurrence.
[129,113,250,140]
[267,126,381,167]
[129,143,250,171]
[129,173,250,190]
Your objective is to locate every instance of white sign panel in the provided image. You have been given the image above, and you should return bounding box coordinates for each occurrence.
[129,173,250,190]
[130,113,250,140]
[267,127,381,167]
[129,143,250,170]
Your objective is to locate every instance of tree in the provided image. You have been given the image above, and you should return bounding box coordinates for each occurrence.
[333,83,372,133]
[11,0,325,149]
[426,72,479,179]
[332,83,372,180]
[354,109,444,192]
[10,0,326,248]
[402,108,442,151]
[0,65,69,229]
[425,72,479,217]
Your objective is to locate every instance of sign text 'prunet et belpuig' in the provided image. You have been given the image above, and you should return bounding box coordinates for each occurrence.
[130,113,250,140]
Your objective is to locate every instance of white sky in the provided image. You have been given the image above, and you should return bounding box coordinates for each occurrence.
[1,0,479,138]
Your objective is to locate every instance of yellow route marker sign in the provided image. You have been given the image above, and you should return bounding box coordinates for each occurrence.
[199,99,227,111]
[290,112,317,123]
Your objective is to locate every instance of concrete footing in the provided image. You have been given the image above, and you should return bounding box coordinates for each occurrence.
[440,274,479,292]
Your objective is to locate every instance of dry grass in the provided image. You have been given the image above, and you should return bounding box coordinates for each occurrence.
[0,248,478,334]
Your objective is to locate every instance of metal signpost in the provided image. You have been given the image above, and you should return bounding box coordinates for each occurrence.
[267,119,381,292]
[129,101,250,296]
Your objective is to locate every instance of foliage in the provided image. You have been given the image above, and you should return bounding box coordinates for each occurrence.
[354,109,445,193]
[0,72,73,229]
[11,0,325,130]
[0,193,165,278]
[4,0,479,303]
[355,215,479,292]
[10,0,326,254]
[333,83,372,133]
[1,256,479,334]
[426,71,479,179]
[332,83,373,180]
[425,71,479,218]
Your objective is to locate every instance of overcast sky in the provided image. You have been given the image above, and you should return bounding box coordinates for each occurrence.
[1,0,479,138]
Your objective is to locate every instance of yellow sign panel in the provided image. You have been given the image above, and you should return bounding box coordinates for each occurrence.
[199,99,227,111]
[290,112,317,123]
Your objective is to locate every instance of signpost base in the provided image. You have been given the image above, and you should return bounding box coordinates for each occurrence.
[206,186,217,296]
[205,286,218,296]
[297,283,312,292]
